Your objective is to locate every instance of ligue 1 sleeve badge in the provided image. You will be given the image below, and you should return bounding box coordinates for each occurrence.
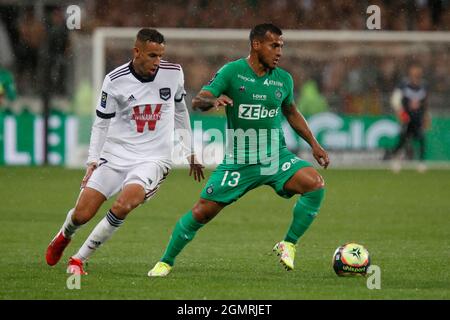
[101,91,108,108]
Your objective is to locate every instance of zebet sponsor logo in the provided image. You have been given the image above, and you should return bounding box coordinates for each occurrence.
[238,104,279,120]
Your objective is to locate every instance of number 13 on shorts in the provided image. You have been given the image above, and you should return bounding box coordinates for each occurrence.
[221,171,240,187]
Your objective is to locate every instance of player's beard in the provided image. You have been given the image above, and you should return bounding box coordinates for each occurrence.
[259,53,275,71]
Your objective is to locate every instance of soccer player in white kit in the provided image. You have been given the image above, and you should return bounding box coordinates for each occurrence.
[45,28,204,275]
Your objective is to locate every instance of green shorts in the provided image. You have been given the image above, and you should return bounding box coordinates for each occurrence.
[200,149,312,205]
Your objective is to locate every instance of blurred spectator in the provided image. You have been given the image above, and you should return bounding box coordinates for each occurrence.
[0,0,448,115]
[84,0,449,31]
[0,66,17,107]
[431,52,450,93]
[342,57,382,115]
[297,80,329,116]
[15,7,46,94]
[416,8,434,30]
[0,19,14,69]
[385,64,430,171]
[45,7,70,95]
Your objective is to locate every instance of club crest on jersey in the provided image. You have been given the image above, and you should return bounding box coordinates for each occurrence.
[275,89,283,100]
[159,88,171,101]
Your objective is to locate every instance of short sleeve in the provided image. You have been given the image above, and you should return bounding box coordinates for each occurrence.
[96,77,118,119]
[175,67,186,102]
[202,63,232,97]
[282,73,295,106]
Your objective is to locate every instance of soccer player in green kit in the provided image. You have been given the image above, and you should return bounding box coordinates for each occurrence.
[149,23,329,277]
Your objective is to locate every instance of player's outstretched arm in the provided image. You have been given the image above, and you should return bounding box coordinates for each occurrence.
[192,90,233,112]
[173,93,205,182]
[282,102,330,169]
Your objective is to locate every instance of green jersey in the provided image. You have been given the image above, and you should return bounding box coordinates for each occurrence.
[202,58,294,164]
[0,68,16,104]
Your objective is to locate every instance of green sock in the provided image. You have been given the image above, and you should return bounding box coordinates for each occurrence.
[284,188,325,244]
[161,210,204,266]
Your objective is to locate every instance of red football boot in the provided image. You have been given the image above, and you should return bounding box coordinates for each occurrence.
[46,231,71,266]
[67,257,88,275]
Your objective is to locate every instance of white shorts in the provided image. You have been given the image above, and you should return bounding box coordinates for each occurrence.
[85,158,170,201]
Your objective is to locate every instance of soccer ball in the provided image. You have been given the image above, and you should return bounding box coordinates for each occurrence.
[332,243,370,276]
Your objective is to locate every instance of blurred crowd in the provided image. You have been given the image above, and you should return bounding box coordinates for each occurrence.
[88,0,450,31]
[105,43,449,115]
[0,6,70,97]
[0,0,449,115]
[203,51,448,115]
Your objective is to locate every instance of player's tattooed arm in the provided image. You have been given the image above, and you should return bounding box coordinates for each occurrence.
[282,102,330,168]
[192,90,233,112]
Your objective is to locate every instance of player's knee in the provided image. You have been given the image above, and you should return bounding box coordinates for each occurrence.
[312,174,325,191]
[301,173,325,194]
[192,199,221,224]
[111,198,137,217]
[191,201,211,224]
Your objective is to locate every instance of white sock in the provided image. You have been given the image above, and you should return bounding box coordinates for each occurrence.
[74,210,124,262]
[61,208,81,239]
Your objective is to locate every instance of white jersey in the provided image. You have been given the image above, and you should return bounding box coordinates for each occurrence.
[87,60,192,167]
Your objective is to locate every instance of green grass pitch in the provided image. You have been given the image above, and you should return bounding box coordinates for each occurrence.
[0,167,449,299]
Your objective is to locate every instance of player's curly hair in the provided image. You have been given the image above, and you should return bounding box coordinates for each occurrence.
[136,28,165,44]
[249,23,282,42]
